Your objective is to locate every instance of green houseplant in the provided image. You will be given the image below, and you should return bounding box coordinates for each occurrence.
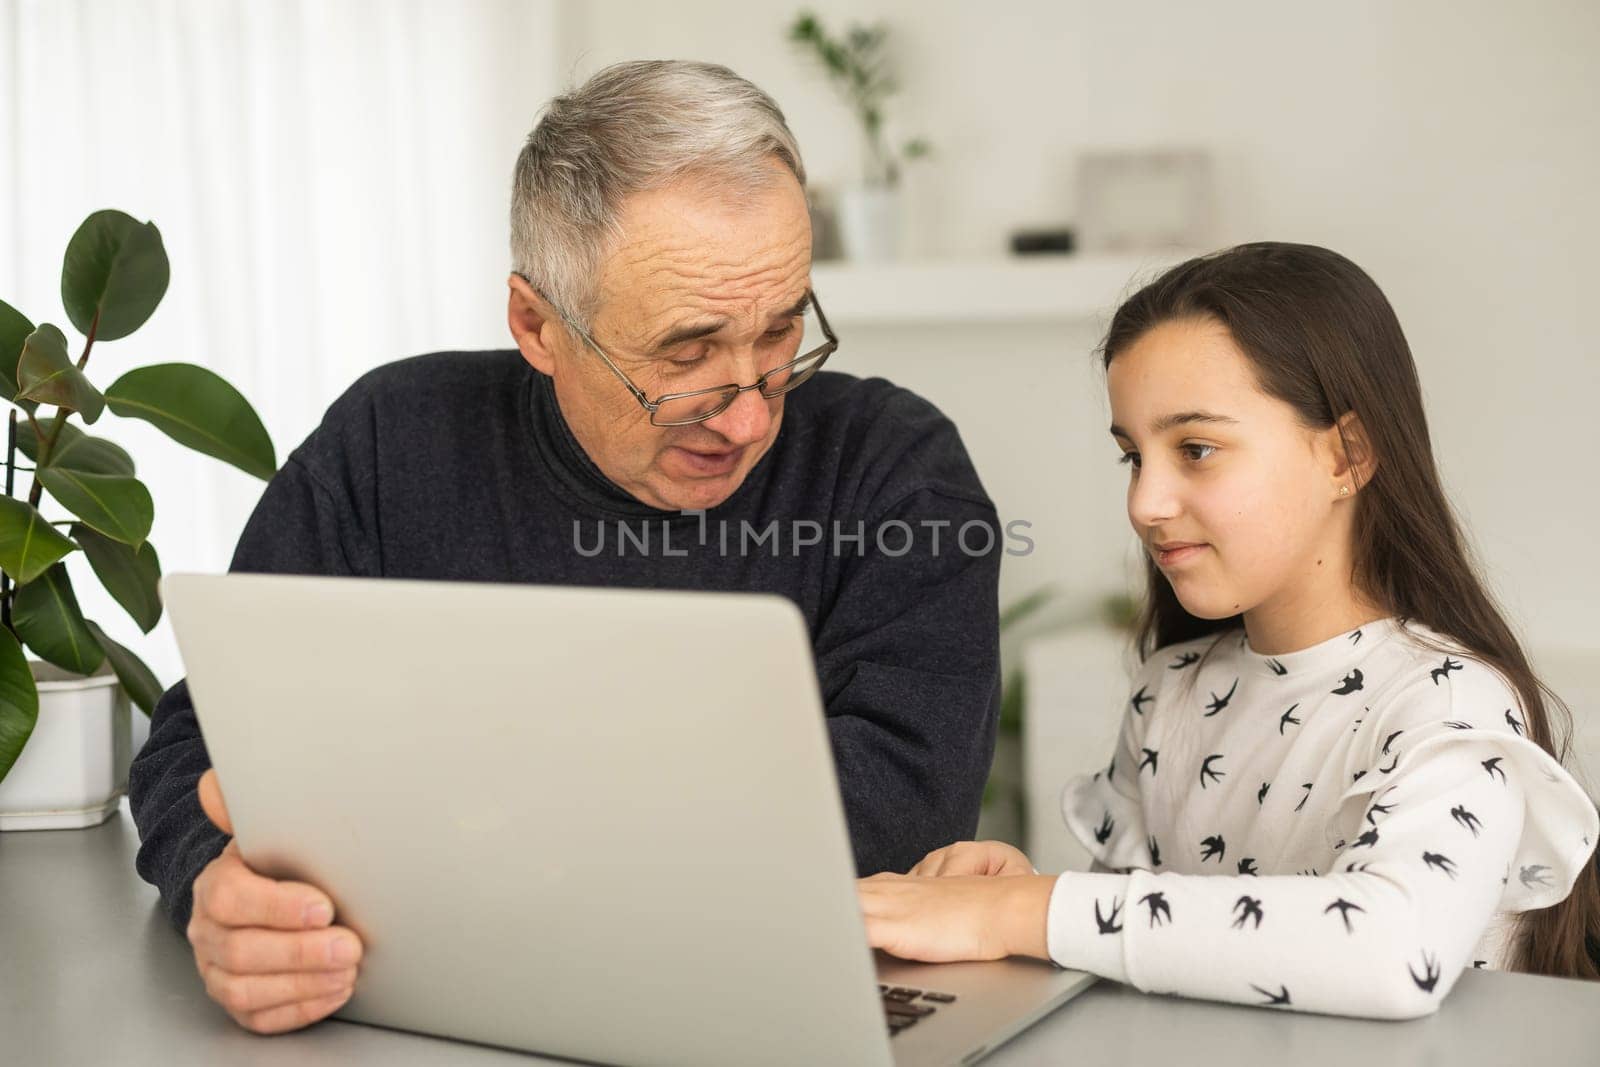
[788,11,931,260]
[0,209,277,818]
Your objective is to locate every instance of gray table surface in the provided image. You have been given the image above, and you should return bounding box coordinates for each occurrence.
[6,801,1599,1066]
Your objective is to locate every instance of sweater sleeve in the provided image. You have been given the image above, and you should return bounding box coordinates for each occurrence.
[1045,721,1597,1019]
[812,487,1002,877]
[128,454,375,932]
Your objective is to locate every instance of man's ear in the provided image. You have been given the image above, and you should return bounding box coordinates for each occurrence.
[507,273,561,375]
[1327,410,1379,495]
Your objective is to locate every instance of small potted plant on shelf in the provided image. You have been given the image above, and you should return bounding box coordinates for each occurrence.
[789,11,931,261]
[0,209,277,830]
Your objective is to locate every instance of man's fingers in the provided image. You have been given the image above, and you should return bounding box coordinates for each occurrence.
[197,769,233,835]
[199,857,338,931]
[235,988,355,1035]
[197,924,364,974]
[204,965,358,1017]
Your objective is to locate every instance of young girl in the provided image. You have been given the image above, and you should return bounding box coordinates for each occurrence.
[858,242,1600,1018]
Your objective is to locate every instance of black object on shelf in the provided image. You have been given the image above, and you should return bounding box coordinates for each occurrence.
[1009,227,1076,255]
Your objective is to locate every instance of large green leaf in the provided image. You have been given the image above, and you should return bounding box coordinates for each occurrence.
[105,363,275,480]
[73,524,161,633]
[36,468,153,546]
[0,298,40,412]
[13,564,105,676]
[0,495,77,585]
[16,416,135,476]
[0,625,40,783]
[16,324,106,423]
[60,210,170,342]
[84,620,161,716]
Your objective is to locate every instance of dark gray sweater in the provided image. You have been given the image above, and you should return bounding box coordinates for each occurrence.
[129,351,1003,931]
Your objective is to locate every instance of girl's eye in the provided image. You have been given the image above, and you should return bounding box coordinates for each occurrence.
[1117,451,1141,470]
[1182,443,1216,463]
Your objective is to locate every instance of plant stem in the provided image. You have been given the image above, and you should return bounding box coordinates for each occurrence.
[2,409,14,631]
[26,310,98,509]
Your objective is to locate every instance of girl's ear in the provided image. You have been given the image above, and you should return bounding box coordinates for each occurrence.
[1323,410,1378,496]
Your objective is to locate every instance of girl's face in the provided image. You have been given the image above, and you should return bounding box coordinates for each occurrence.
[1106,317,1351,625]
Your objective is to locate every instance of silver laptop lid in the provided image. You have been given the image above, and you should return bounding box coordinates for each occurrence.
[164,573,893,1067]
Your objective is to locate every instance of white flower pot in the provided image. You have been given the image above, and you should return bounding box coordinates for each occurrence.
[0,663,129,831]
[838,186,903,262]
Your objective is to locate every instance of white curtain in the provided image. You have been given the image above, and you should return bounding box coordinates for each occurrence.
[0,0,560,727]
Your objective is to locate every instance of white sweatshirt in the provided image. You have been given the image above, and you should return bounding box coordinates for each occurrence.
[1049,618,1598,1019]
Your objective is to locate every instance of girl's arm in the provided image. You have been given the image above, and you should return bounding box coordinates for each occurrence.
[1048,735,1531,1018]
[864,730,1592,1019]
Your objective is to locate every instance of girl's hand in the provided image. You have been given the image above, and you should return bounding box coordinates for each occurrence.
[858,873,1056,963]
[908,840,1036,877]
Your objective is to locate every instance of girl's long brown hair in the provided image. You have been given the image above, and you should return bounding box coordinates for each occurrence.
[1100,242,1600,979]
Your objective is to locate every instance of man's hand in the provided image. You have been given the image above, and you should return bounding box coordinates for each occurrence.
[186,768,364,1034]
[908,840,1036,877]
[858,872,1055,963]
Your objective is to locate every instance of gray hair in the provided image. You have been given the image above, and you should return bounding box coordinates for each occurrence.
[510,60,807,329]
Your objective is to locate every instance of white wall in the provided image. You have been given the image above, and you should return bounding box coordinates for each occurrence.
[559,0,1600,660]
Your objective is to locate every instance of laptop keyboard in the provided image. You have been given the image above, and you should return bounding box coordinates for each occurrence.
[880,984,958,1036]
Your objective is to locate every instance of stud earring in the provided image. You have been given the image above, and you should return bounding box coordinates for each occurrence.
[1339,485,1350,497]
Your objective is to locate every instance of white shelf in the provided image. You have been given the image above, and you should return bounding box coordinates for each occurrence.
[809,252,1201,325]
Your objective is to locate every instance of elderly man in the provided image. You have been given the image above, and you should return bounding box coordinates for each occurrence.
[129,60,1001,1034]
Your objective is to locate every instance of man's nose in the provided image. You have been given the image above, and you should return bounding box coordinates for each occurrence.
[700,385,774,447]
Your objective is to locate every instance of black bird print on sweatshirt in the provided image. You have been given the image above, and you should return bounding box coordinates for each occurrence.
[1140,892,1172,927]
[1204,678,1239,716]
[1257,782,1270,805]
[1430,657,1463,685]
[1130,685,1153,715]
[1251,984,1292,1007]
[1483,757,1507,784]
[1094,897,1123,934]
[1325,898,1365,933]
[1451,805,1482,836]
[1265,657,1287,676]
[1094,811,1114,845]
[1169,651,1200,670]
[1332,669,1364,695]
[1410,950,1442,993]
[1352,769,1367,784]
[1232,896,1264,929]
[1348,629,1363,644]
[1378,752,1400,775]
[1237,857,1258,876]
[1352,827,1380,849]
[1519,865,1553,888]
[1366,801,1396,825]
[1200,754,1226,788]
[1444,720,1473,730]
[1278,704,1301,734]
[1422,851,1458,878]
[1139,747,1159,775]
[1200,835,1226,862]
[1294,783,1313,812]
[1147,835,1162,867]
[1504,708,1525,737]
[1382,730,1404,755]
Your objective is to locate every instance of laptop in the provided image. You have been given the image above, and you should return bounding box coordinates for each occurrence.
[163,573,1095,1066]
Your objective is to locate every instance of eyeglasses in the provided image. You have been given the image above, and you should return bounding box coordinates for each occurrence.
[534,284,838,427]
